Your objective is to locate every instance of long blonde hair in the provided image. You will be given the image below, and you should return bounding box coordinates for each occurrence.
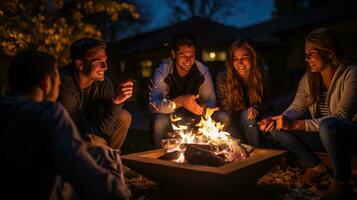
[305,28,344,105]
[225,39,264,111]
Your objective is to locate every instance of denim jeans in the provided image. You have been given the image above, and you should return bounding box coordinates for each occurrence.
[319,118,357,181]
[237,109,261,147]
[150,109,232,147]
[237,109,274,147]
[271,117,357,181]
[270,130,324,167]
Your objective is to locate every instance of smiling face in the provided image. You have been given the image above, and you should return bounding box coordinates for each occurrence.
[80,48,108,81]
[305,41,330,73]
[172,45,196,77]
[232,47,252,78]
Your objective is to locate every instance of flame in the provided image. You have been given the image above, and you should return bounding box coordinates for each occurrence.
[162,108,251,164]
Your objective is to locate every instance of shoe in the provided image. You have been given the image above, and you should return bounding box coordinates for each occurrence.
[294,163,329,188]
[321,180,352,200]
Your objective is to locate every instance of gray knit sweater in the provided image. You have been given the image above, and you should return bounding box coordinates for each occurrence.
[282,65,357,132]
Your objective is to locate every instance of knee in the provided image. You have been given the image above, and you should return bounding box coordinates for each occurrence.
[152,114,171,132]
[116,109,132,127]
[270,131,279,138]
[88,145,118,167]
[88,145,108,162]
[319,118,339,140]
[212,111,231,127]
[320,118,338,133]
[239,109,249,120]
[239,109,256,125]
[270,130,288,141]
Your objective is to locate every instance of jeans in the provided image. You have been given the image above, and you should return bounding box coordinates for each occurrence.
[270,130,324,167]
[237,109,274,147]
[319,118,357,181]
[271,117,357,181]
[150,109,232,147]
[238,109,261,147]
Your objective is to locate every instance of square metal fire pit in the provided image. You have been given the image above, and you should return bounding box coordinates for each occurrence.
[122,148,286,198]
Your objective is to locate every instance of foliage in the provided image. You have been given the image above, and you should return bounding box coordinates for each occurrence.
[0,0,138,65]
[112,0,153,40]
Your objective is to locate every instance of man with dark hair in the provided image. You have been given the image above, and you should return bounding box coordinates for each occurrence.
[59,38,133,149]
[149,32,229,147]
[0,50,131,199]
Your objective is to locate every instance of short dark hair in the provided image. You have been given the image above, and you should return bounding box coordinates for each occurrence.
[70,38,106,62]
[171,32,197,51]
[8,50,56,92]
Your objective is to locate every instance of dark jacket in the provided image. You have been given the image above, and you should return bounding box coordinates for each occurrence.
[58,64,121,138]
[0,95,130,199]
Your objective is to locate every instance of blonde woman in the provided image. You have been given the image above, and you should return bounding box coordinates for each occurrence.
[216,38,272,147]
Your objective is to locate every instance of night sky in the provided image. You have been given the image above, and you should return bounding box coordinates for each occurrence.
[148,0,274,30]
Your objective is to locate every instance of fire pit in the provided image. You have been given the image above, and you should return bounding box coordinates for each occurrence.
[122,148,286,199]
[125,108,287,198]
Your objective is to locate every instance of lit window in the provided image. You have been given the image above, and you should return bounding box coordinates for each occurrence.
[216,51,227,61]
[202,50,226,62]
[141,60,152,78]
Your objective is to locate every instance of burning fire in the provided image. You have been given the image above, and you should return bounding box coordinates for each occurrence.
[161,108,253,165]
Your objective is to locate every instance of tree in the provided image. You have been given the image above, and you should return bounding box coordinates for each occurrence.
[111,0,154,40]
[0,0,138,65]
[166,0,239,23]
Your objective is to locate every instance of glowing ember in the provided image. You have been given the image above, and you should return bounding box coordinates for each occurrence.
[161,108,253,165]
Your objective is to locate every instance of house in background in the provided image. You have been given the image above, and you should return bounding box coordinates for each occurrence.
[109,1,357,109]
[240,1,357,92]
[109,17,286,107]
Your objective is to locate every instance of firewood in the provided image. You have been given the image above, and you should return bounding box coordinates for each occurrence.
[183,143,214,151]
[158,151,180,161]
[184,144,225,167]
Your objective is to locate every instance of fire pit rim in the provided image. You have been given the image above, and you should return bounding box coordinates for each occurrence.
[121,148,287,174]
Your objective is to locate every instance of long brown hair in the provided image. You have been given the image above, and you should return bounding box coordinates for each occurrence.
[225,39,265,111]
[305,28,344,105]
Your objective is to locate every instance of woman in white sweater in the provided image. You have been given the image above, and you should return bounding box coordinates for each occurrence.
[259,28,357,199]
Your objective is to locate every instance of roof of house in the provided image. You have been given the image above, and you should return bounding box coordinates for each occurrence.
[112,16,241,56]
[239,1,357,39]
[112,1,357,57]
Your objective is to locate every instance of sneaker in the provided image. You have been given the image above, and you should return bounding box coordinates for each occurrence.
[321,180,352,200]
[294,163,329,188]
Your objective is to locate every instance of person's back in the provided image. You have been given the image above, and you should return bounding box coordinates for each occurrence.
[0,95,69,198]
